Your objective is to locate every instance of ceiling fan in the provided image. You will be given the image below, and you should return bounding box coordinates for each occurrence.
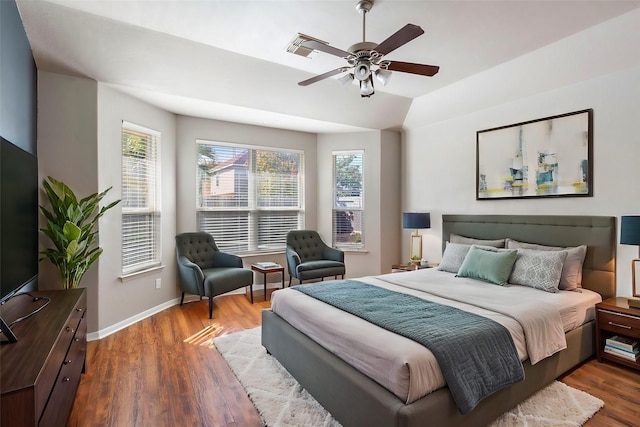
[287,0,439,98]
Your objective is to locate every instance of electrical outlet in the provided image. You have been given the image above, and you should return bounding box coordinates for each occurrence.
[155,278,161,289]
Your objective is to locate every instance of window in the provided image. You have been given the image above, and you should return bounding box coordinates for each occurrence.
[121,122,161,275]
[196,141,304,253]
[333,150,364,249]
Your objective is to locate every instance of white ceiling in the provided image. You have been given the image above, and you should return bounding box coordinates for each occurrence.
[16,0,640,133]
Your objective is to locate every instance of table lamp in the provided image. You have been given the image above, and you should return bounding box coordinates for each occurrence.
[402,212,430,263]
[620,215,640,306]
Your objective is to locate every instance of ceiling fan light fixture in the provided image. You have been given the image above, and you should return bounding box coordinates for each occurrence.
[291,0,439,99]
[375,68,392,86]
[338,73,355,86]
[360,77,375,97]
[354,61,371,81]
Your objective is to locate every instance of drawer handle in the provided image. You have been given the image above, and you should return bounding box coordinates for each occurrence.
[76,307,83,312]
[608,321,632,329]
[64,359,72,365]
[63,377,70,382]
[66,326,75,333]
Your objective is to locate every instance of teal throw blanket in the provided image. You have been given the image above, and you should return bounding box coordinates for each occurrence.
[293,280,524,414]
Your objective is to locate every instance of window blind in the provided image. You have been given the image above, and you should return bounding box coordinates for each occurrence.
[121,122,161,274]
[196,142,304,253]
[332,151,365,249]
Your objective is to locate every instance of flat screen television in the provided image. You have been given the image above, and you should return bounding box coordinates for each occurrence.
[1,137,39,341]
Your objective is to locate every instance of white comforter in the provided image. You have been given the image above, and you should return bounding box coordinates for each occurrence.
[270,268,601,404]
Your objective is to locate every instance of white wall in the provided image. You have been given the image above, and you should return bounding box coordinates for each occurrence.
[95,84,177,336]
[175,115,318,282]
[38,72,100,329]
[317,131,401,278]
[403,10,640,296]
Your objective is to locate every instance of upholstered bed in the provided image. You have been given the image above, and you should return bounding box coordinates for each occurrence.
[261,215,616,427]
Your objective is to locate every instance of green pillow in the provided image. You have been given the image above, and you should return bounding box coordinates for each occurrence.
[456,245,518,286]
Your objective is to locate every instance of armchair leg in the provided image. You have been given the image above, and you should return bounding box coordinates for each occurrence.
[208,297,213,319]
[180,292,185,305]
[288,276,293,287]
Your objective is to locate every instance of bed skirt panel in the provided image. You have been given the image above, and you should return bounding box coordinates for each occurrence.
[261,309,595,427]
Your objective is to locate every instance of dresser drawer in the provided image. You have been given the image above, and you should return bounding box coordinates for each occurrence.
[39,317,87,427]
[35,316,80,418]
[598,309,640,339]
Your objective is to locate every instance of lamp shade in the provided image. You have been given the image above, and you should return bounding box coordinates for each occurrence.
[621,216,640,245]
[403,212,431,230]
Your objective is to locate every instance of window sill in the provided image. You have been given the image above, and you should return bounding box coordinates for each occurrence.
[119,264,165,282]
[342,250,369,255]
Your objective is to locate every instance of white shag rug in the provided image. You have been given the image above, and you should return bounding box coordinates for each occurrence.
[209,327,603,427]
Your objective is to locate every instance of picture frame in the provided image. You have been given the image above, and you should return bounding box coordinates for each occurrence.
[476,109,593,200]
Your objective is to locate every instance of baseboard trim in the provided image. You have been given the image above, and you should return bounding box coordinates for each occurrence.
[87,282,285,341]
[87,297,183,341]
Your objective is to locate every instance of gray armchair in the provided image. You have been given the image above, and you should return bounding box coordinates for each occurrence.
[286,230,345,286]
[176,232,253,319]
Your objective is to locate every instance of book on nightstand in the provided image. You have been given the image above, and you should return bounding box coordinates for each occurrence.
[628,297,640,308]
[604,344,640,361]
[606,335,639,352]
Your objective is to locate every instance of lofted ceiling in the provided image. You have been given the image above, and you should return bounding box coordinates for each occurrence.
[16,0,640,133]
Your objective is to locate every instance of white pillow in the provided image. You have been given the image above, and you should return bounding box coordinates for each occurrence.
[505,238,587,291]
[509,248,568,293]
[450,233,505,248]
[437,242,472,273]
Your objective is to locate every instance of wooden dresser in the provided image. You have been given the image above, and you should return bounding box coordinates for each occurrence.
[1,289,87,427]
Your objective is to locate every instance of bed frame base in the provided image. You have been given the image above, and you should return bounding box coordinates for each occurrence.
[262,309,594,427]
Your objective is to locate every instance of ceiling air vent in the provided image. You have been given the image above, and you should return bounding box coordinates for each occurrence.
[286,33,329,57]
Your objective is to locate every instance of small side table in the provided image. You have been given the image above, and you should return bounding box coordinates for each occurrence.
[595,297,640,371]
[251,263,285,302]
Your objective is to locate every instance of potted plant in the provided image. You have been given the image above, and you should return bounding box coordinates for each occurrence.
[410,255,422,265]
[39,176,120,289]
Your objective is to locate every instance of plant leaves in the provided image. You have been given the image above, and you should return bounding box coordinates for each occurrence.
[40,177,120,288]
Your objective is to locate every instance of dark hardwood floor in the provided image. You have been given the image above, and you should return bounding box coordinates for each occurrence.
[68,289,640,426]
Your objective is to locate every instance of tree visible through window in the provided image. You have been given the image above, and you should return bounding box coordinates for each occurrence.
[196,141,304,253]
[333,151,364,249]
[121,122,161,275]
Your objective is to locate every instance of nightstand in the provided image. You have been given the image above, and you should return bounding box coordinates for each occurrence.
[595,297,640,371]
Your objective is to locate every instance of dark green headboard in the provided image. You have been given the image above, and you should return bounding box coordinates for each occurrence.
[442,215,616,299]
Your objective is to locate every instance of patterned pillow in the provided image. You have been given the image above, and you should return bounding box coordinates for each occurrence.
[450,233,505,248]
[505,238,587,291]
[456,245,518,286]
[437,242,472,273]
[509,248,568,293]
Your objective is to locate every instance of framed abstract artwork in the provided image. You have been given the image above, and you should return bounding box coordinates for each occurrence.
[476,109,593,200]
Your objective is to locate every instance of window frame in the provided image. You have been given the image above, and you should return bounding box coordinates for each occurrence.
[120,121,162,276]
[332,149,365,250]
[196,140,305,254]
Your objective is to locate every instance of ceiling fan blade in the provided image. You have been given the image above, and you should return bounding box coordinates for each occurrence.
[301,40,352,59]
[375,24,424,56]
[386,61,439,77]
[298,68,349,86]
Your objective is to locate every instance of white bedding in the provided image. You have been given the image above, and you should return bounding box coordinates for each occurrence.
[270,268,602,404]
